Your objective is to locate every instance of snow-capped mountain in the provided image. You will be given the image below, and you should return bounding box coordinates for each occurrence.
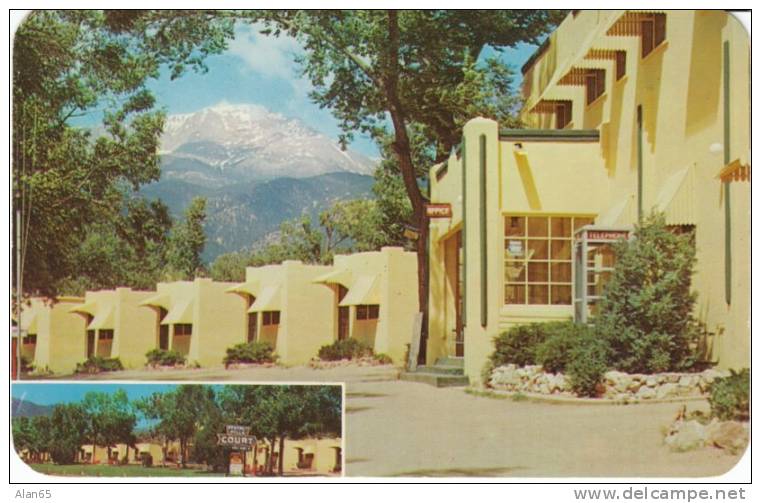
[159,102,375,184]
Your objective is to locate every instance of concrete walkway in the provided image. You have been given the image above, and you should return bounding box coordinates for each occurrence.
[45,364,745,477]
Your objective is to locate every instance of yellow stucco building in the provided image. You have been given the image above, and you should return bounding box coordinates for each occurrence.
[426,10,750,382]
[228,260,335,366]
[69,288,156,369]
[19,297,86,375]
[140,278,246,367]
[252,437,342,475]
[314,247,419,364]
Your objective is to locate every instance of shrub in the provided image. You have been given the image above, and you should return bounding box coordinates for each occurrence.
[534,322,596,374]
[75,356,123,374]
[146,349,186,367]
[317,338,373,361]
[595,212,699,373]
[490,323,553,367]
[374,353,393,365]
[223,341,276,365]
[566,336,610,397]
[709,369,749,421]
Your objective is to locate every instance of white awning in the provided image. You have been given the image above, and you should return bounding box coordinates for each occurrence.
[339,275,380,306]
[654,166,695,225]
[69,301,98,316]
[596,195,634,227]
[139,294,171,310]
[313,268,353,287]
[249,285,281,312]
[89,306,115,330]
[161,299,194,325]
[226,280,259,297]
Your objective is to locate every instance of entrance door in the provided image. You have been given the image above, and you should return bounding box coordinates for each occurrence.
[337,285,349,340]
[86,330,96,358]
[445,231,464,357]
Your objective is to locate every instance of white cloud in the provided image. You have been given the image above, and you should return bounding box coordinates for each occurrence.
[227,23,307,85]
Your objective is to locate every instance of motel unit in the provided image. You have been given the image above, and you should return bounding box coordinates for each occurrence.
[313,247,419,364]
[69,288,156,369]
[140,278,245,367]
[18,297,86,375]
[425,10,750,382]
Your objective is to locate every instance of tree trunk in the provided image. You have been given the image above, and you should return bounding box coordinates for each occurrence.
[278,436,285,476]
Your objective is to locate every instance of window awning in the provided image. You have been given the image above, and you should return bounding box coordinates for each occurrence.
[139,294,171,310]
[161,299,194,325]
[248,285,281,312]
[339,275,381,306]
[717,158,751,183]
[655,166,695,225]
[22,313,38,335]
[595,195,634,227]
[313,268,353,287]
[70,301,98,316]
[226,280,260,297]
[89,306,115,330]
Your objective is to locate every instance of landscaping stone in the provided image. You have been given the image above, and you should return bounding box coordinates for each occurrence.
[664,420,707,451]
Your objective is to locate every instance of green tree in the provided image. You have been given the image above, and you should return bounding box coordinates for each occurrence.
[13,10,235,298]
[81,389,136,464]
[165,197,208,280]
[596,212,700,373]
[209,251,249,282]
[253,10,564,344]
[48,403,89,464]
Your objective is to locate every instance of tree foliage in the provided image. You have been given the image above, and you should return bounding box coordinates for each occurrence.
[165,197,208,280]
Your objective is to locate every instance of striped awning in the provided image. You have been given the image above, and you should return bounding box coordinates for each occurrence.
[226,280,260,297]
[313,268,353,287]
[596,195,635,227]
[248,285,281,312]
[161,299,194,325]
[718,158,751,183]
[655,166,696,225]
[339,275,380,307]
[89,306,115,330]
[606,11,666,37]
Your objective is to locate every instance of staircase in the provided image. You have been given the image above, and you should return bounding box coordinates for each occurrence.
[400,357,470,387]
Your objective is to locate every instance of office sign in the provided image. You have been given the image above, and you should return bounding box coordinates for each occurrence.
[425,203,452,218]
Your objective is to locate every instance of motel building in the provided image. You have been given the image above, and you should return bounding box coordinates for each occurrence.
[252,437,342,475]
[69,288,156,369]
[313,247,419,364]
[425,10,750,383]
[140,278,245,367]
[227,260,335,366]
[17,297,86,375]
[77,440,175,465]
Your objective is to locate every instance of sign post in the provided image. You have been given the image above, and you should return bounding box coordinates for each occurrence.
[217,425,256,477]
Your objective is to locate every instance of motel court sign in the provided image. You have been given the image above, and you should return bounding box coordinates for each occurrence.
[217,425,256,450]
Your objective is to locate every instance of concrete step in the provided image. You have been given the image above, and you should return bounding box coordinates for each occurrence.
[414,365,465,375]
[399,371,470,388]
[434,357,465,368]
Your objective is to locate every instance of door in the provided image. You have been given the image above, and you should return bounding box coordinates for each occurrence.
[86,330,96,358]
[337,285,349,340]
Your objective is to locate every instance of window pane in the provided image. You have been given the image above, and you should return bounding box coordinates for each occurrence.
[528,262,548,282]
[369,305,380,319]
[505,261,526,282]
[504,216,525,237]
[527,217,548,237]
[551,217,572,237]
[505,284,525,304]
[551,240,572,260]
[551,285,572,305]
[528,285,549,304]
[551,262,572,283]
[505,239,526,259]
[527,239,548,260]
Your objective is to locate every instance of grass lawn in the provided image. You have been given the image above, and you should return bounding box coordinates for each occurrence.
[29,464,228,477]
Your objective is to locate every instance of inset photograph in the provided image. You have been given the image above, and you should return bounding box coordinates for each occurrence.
[12,383,343,477]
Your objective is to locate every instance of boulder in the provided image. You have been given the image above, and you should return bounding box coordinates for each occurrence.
[636,385,657,400]
[664,420,707,452]
[655,383,678,399]
[705,420,749,453]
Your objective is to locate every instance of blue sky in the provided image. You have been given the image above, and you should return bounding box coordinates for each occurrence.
[11,383,186,407]
[142,23,541,158]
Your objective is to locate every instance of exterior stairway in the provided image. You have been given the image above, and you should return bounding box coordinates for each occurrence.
[399,357,470,387]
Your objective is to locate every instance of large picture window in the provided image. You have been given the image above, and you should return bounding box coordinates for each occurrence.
[504,215,594,305]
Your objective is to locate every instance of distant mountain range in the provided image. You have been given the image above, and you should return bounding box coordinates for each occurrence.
[11,397,54,418]
[139,103,378,262]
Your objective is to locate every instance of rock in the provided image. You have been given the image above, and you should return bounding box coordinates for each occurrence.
[646,376,658,387]
[656,383,678,399]
[678,375,694,387]
[705,420,749,453]
[636,386,657,400]
[665,420,707,451]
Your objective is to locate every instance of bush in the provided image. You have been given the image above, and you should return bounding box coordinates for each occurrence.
[374,353,393,364]
[595,212,699,373]
[317,338,373,361]
[146,348,186,367]
[566,336,610,397]
[223,341,276,365]
[490,323,554,367]
[534,322,596,374]
[709,369,749,421]
[75,356,123,374]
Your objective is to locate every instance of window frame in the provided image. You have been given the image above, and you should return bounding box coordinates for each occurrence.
[585,69,606,105]
[173,323,192,336]
[262,310,280,326]
[555,101,572,129]
[641,13,667,58]
[355,304,380,321]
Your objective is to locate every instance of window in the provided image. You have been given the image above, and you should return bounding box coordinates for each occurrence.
[98,329,114,340]
[504,215,594,305]
[247,312,258,342]
[174,324,192,336]
[23,334,37,344]
[641,13,666,58]
[356,304,380,321]
[585,69,605,105]
[159,325,169,350]
[262,311,280,326]
[555,101,572,129]
[615,51,626,80]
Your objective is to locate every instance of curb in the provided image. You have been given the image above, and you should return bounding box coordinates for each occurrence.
[465,387,710,406]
